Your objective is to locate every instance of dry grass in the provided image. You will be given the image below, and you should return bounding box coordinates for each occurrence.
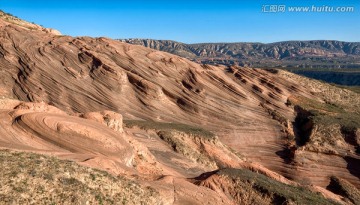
[332,85,360,94]
[218,168,340,205]
[123,120,215,139]
[0,150,159,205]
[0,10,39,30]
[288,95,360,132]
[124,120,236,169]
[157,130,217,169]
[288,95,360,153]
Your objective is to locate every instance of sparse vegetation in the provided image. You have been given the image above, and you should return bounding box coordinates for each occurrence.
[332,84,360,94]
[123,120,215,139]
[0,150,160,204]
[287,95,360,153]
[0,10,40,30]
[288,95,344,114]
[0,10,17,18]
[217,168,340,205]
[124,120,233,169]
[288,95,360,133]
[157,130,217,168]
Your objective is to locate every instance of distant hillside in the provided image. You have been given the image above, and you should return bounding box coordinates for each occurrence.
[119,39,360,68]
[289,69,360,86]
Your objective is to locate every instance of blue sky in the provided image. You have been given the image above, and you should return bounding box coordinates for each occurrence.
[1,0,359,43]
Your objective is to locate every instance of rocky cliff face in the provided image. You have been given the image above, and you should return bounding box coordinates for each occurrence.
[120,39,360,68]
[0,11,360,204]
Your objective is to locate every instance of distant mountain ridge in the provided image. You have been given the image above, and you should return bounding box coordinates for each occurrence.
[119,39,360,68]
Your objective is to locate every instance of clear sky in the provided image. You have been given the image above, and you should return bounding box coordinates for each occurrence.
[1,0,359,43]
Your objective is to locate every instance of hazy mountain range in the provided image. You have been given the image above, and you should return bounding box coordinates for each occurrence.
[120,39,360,68]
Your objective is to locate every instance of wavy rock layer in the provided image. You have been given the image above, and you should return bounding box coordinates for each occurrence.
[0,101,134,174]
[0,13,359,203]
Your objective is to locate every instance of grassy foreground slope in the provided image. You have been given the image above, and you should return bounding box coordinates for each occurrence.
[0,150,159,205]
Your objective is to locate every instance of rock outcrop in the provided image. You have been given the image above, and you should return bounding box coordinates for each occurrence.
[0,10,359,204]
